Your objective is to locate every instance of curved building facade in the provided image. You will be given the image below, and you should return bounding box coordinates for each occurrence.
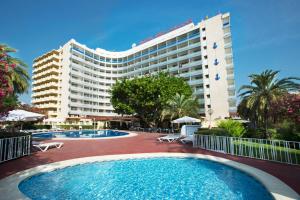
[32,13,236,125]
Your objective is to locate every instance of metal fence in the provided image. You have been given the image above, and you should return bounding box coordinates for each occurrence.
[0,135,31,163]
[193,135,300,165]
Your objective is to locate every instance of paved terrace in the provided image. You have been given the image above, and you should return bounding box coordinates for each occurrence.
[0,132,299,194]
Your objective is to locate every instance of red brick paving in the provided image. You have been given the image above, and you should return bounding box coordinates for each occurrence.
[0,133,299,194]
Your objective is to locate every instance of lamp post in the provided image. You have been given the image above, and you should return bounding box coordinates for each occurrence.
[208,108,213,129]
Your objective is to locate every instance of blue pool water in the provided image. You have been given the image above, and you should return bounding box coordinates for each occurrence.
[19,158,273,200]
[33,130,128,139]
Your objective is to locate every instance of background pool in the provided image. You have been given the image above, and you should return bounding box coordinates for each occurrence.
[19,158,273,200]
[33,130,128,139]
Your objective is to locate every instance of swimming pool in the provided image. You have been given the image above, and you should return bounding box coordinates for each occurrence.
[33,130,129,139]
[19,157,273,200]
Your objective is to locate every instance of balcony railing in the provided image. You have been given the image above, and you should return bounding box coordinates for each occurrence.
[70,32,200,65]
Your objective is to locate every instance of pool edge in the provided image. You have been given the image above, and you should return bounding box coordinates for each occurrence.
[0,153,298,200]
[34,131,137,140]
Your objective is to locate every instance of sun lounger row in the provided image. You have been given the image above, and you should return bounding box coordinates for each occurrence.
[157,134,194,144]
[24,128,65,134]
[129,127,177,133]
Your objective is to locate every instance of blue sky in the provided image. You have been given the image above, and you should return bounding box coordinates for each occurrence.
[1,0,300,104]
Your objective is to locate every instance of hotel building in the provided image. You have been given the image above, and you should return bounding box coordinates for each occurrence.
[32,13,236,126]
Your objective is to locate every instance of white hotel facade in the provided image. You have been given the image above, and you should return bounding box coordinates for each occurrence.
[32,13,236,126]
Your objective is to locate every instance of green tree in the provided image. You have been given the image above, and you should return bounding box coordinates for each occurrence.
[0,44,30,116]
[110,73,193,127]
[217,119,245,137]
[162,93,200,121]
[238,70,299,138]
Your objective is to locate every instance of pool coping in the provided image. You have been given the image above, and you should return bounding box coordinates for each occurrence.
[33,131,137,140]
[0,153,298,200]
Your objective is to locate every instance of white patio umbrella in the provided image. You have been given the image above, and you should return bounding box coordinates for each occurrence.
[171,116,201,123]
[0,109,44,122]
[0,109,45,131]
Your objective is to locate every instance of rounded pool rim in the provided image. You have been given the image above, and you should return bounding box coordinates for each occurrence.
[32,130,137,140]
[0,153,298,200]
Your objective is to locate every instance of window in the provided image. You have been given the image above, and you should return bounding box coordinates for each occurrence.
[204,55,208,59]
[205,65,208,69]
[206,84,210,88]
[206,94,210,98]
[202,37,206,40]
[203,46,207,50]
[215,73,220,80]
[202,27,206,31]
[207,105,211,108]
[205,74,209,78]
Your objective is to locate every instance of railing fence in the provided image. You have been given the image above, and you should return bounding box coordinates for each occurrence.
[0,135,31,163]
[193,135,300,165]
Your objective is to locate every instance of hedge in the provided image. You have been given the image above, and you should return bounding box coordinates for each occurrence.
[195,128,230,136]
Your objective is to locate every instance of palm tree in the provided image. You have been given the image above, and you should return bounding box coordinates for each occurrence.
[0,44,30,94]
[162,93,200,121]
[239,70,299,138]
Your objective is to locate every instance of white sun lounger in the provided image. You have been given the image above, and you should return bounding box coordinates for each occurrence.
[180,135,194,144]
[157,134,181,143]
[33,142,64,152]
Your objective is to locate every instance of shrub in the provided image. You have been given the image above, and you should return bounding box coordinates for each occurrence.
[195,128,230,136]
[272,120,300,141]
[217,120,246,137]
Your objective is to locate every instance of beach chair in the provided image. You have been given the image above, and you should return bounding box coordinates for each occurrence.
[180,135,194,144]
[157,134,181,143]
[33,141,64,152]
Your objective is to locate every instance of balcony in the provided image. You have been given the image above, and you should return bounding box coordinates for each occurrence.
[227,74,234,80]
[225,53,233,59]
[224,43,232,49]
[32,89,58,97]
[223,32,231,38]
[32,82,59,91]
[33,75,59,86]
[33,54,60,68]
[70,32,200,65]
[227,85,235,91]
[188,79,203,86]
[32,96,58,103]
[35,103,57,109]
[194,89,204,95]
[32,68,59,80]
[33,60,60,73]
[226,64,234,69]
[70,70,115,85]
[181,60,202,69]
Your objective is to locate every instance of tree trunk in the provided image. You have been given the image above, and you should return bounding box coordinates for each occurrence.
[264,107,268,139]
